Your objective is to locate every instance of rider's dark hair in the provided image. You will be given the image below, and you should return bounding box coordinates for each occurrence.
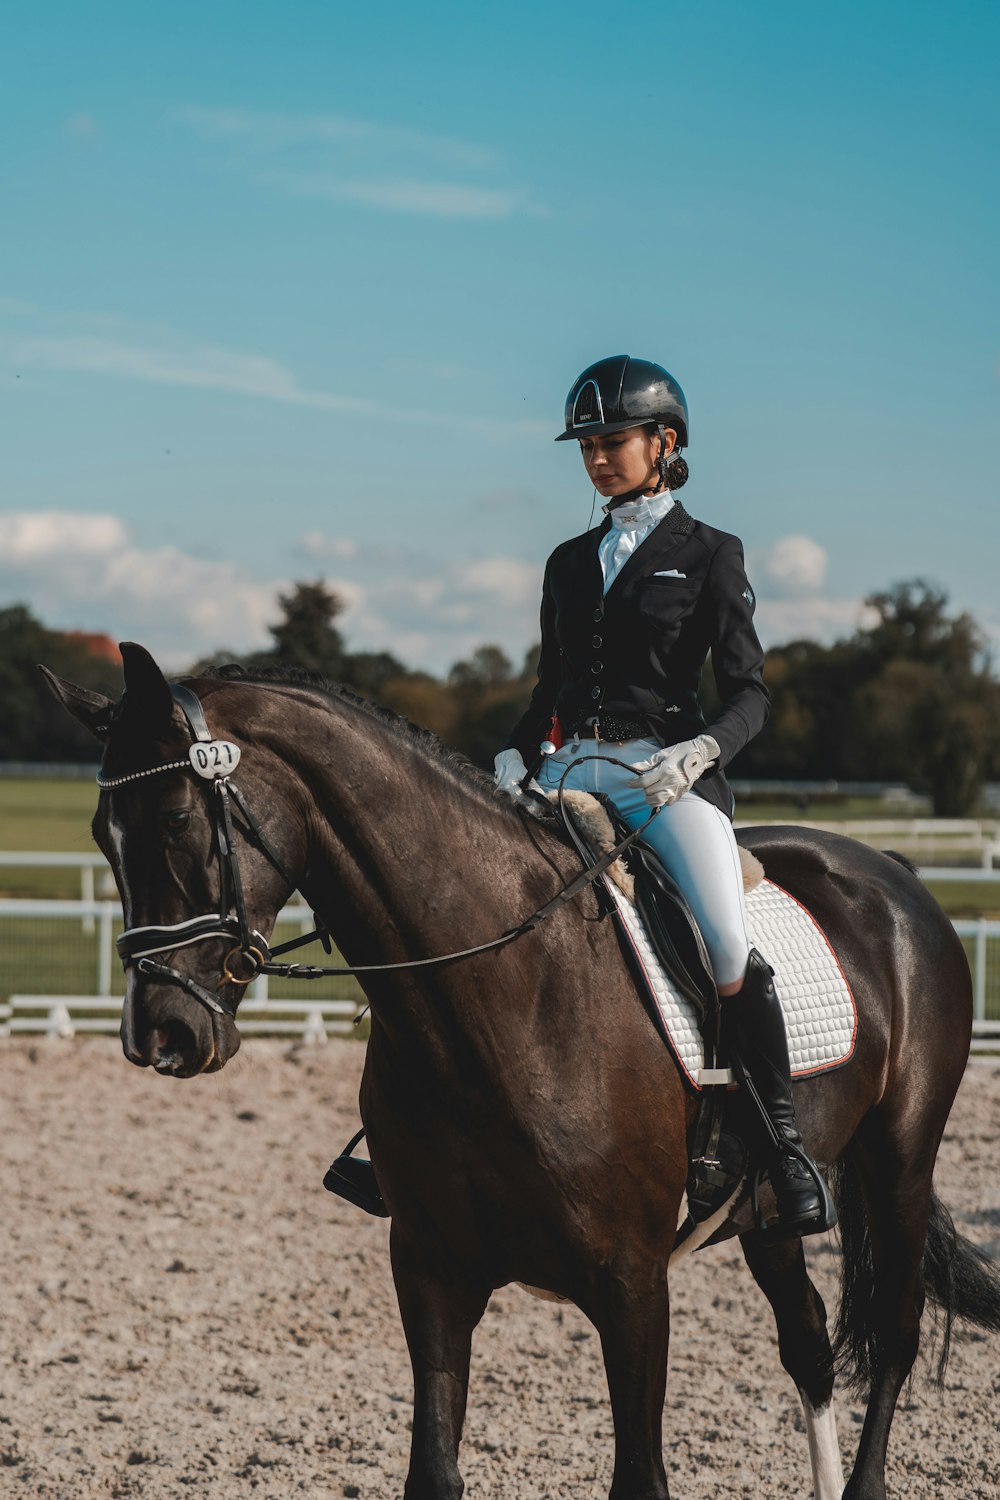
[644,423,689,491]
[666,454,689,491]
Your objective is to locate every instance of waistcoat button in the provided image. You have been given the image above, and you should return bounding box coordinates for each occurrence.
[591,661,603,674]
[591,685,602,700]
[592,634,602,648]
[593,607,604,622]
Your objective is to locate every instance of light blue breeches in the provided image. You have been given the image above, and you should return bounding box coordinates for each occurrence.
[535,736,752,989]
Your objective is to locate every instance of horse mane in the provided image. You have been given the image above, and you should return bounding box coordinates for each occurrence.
[196,662,523,819]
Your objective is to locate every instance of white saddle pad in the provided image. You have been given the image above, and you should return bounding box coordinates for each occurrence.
[604,874,857,1090]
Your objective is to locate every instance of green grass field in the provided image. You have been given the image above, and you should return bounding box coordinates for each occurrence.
[0,779,102,897]
[2,779,999,913]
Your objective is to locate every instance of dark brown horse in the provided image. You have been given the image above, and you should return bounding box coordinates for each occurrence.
[45,644,1000,1500]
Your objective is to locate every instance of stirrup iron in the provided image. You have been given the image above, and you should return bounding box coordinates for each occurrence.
[323,1128,390,1218]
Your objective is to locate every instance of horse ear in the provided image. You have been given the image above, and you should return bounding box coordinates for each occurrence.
[119,642,175,729]
[38,667,116,743]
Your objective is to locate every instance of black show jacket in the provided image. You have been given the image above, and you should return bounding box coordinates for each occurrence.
[505,502,769,818]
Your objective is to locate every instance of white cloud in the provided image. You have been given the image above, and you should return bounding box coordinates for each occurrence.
[171,104,543,221]
[746,532,873,644]
[1,511,127,561]
[173,106,499,169]
[755,596,877,647]
[299,529,544,673]
[0,509,281,668]
[1,318,547,439]
[299,531,359,560]
[276,173,540,221]
[749,534,829,596]
[12,333,375,414]
[0,510,543,677]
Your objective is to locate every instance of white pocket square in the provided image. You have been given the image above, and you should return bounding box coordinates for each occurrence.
[653,568,686,578]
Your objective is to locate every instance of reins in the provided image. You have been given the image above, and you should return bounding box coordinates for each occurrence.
[102,685,660,1019]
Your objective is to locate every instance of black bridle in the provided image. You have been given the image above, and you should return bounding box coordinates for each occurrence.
[104,685,660,1021]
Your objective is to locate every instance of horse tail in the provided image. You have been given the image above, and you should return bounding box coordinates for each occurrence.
[831,1158,1000,1391]
[921,1188,1000,1374]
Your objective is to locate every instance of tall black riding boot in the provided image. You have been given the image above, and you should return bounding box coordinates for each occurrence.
[724,949,837,1242]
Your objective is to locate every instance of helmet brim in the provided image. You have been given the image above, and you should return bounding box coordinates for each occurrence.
[554,418,655,443]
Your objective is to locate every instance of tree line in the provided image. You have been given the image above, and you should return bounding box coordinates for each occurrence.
[3,577,999,815]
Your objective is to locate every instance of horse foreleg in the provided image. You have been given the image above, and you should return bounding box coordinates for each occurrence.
[740,1232,843,1499]
[390,1229,490,1500]
[590,1263,672,1500]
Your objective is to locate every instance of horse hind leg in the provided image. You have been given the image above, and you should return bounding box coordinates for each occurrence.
[390,1229,491,1500]
[740,1232,845,1500]
[834,1123,934,1500]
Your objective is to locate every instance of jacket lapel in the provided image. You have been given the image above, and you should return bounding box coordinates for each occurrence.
[604,502,694,601]
[580,518,610,601]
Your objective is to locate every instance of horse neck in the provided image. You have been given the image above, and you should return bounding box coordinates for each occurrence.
[268,691,550,968]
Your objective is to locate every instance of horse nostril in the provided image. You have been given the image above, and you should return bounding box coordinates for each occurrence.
[151,1019,198,1073]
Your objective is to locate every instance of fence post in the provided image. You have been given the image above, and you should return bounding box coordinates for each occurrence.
[974,920,987,1022]
[81,864,95,935]
[98,902,113,997]
[48,1004,75,1040]
[303,1007,328,1045]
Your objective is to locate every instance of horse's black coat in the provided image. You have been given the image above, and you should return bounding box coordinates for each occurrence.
[44,643,1000,1500]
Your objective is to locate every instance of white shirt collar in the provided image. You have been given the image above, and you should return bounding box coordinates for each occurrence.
[603,490,675,531]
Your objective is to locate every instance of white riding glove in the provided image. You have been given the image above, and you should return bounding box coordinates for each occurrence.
[626,734,721,808]
[493,748,543,800]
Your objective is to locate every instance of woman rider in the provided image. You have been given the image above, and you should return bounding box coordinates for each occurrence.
[493,354,832,1241]
[327,354,832,1238]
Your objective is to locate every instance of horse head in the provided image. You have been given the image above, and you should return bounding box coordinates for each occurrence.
[42,644,302,1078]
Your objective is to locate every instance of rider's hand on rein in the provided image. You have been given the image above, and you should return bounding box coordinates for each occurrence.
[626,734,720,808]
[494,748,543,800]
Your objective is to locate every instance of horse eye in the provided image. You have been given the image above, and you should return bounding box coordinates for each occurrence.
[161,808,191,833]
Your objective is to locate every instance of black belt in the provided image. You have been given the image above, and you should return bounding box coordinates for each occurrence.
[576,714,651,743]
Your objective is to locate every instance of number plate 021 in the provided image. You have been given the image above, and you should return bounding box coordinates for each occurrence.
[188,741,242,779]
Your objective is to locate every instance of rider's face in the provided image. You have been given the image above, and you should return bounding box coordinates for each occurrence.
[578,425,677,500]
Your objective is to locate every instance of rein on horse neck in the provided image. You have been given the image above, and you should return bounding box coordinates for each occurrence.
[104,683,661,1019]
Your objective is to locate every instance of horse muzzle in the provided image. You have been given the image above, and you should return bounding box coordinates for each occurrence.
[121,969,242,1077]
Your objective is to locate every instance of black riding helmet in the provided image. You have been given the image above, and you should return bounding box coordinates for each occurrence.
[556,355,689,448]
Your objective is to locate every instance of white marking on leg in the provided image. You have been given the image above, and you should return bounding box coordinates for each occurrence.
[800,1392,844,1500]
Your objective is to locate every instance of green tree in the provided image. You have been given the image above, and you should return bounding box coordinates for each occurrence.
[264,580,346,678]
[847,582,1000,815]
[733,579,1000,814]
[0,605,123,761]
[445,644,536,768]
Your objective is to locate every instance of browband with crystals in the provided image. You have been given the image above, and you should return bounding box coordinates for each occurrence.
[97,759,190,789]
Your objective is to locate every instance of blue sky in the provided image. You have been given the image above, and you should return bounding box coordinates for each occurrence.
[2,0,997,672]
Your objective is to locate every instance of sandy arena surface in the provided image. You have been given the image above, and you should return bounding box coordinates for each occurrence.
[1,1037,998,1500]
